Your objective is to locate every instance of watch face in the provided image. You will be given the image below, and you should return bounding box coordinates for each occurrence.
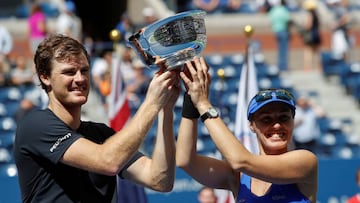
[208,107,218,117]
[201,106,219,122]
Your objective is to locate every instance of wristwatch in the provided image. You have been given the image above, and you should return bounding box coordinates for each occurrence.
[200,107,219,122]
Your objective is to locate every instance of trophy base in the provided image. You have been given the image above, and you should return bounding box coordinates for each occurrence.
[163,47,196,71]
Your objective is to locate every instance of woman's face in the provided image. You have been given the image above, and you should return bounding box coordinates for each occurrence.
[250,102,294,154]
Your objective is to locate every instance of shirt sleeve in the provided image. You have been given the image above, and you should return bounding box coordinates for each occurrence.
[16,109,82,164]
[118,151,144,179]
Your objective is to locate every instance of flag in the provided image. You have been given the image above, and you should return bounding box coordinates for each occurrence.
[108,53,131,131]
[108,52,148,203]
[234,43,259,154]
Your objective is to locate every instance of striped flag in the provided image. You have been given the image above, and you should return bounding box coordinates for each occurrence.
[234,44,259,154]
[107,53,131,131]
[108,52,148,203]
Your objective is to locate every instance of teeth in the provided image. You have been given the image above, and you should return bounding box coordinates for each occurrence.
[270,133,284,138]
[73,87,86,91]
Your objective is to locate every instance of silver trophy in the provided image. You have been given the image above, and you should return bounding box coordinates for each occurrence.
[127,10,207,70]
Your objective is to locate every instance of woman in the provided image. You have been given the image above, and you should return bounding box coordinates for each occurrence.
[302,0,322,72]
[176,57,318,202]
[28,2,47,56]
[268,0,291,72]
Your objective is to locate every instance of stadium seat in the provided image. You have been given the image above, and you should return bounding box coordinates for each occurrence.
[210,78,229,92]
[4,101,20,118]
[321,51,349,77]
[228,53,244,67]
[0,147,12,163]
[197,136,216,154]
[206,54,224,70]
[258,78,272,89]
[0,103,7,117]
[341,64,360,102]
[327,118,343,134]
[223,65,240,79]
[317,116,330,134]
[332,146,355,159]
[0,87,22,103]
[238,2,258,14]
[0,131,15,148]
[0,117,17,133]
[221,91,238,108]
[255,62,269,79]
[0,163,21,203]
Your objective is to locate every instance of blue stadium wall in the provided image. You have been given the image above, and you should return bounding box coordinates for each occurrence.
[1,158,359,202]
[146,158,360,203]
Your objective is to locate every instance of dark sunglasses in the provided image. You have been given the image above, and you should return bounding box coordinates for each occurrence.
[254,89,295,102]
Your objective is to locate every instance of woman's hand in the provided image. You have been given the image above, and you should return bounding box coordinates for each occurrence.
[180,57,211,109]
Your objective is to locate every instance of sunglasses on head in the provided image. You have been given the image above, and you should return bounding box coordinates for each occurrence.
[254,89,295,102]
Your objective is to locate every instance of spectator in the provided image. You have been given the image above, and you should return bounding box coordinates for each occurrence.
[10,55,35,87]
[0,25,13,85]
[55,0,82,41]
[258,0,275,13]
[82,34,95,57]
[302,0,322,72]
[0,25,13,59]
[13,33,179,202]
[135,7,159,31]
[15,86,47,123]
[198,186,218,203]
[192,0,242,14]
[115,12,133,42]
[28,1,48,56]
[0,56,11,87]
[328,0,352,60]
[143,7,158,25]
[98,68,111,98]
[91,48,113,104]
[268,0,291,72]
[293,95,325,152]
[177,0,192,12]
[118,47,136,86]
[348,167,360,203]
[125,59,151,108]
[192,0,220,13]
[126,59,150,95]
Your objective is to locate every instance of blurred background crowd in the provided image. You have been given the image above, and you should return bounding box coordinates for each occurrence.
[1,0,360,202]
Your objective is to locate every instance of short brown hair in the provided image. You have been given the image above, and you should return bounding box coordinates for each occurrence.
[34,34,90,91]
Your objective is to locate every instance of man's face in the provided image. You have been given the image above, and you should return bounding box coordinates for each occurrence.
[43,53,90,107]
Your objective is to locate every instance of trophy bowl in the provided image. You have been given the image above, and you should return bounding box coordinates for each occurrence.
[127,10,207,70]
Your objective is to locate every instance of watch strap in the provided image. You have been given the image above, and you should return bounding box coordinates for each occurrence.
[200,107,219,122]
[200,112,210,122]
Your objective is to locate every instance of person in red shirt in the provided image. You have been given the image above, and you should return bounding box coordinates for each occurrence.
[348,168,360,203]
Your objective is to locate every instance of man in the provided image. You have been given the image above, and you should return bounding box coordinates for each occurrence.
[14,33,180,202]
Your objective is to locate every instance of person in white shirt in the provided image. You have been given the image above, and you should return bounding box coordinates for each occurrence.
[0,26,13,57]
[55,0,82,41]
[293,95,325,152]
[91,49,113,103]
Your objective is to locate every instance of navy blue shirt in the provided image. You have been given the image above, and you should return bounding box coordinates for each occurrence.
[236,173,311,203]
[14,108,143,203]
